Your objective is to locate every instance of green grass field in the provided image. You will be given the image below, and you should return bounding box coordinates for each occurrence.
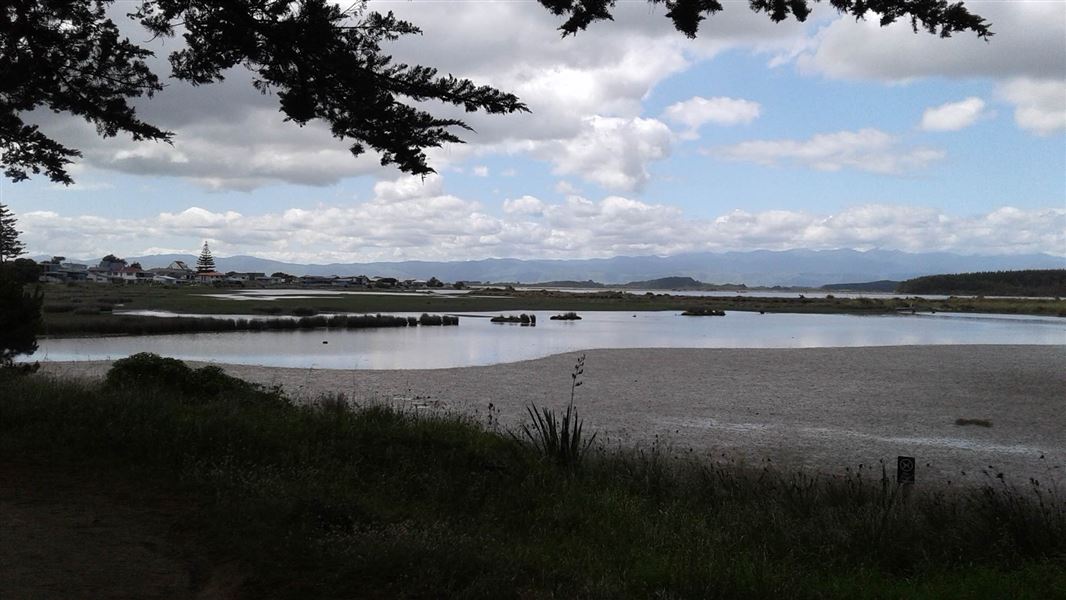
[2,365,1063,599]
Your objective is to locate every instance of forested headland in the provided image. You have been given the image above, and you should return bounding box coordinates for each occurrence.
[897,269,1065,297]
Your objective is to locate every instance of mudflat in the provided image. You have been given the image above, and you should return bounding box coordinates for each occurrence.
[41,344,1066,485]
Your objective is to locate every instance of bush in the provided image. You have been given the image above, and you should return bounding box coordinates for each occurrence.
[105,353,277,401]
[291,306,318,316]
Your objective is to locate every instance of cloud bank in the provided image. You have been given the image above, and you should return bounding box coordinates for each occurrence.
[20,176,1065,262]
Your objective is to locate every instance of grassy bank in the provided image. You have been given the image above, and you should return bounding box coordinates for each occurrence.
[35,285,1066,336]
[2,367,1063,598]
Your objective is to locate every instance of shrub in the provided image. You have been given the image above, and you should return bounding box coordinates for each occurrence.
[514,354,595,468]
[105,352,276,401]
[291,306,318,316]
[419,313,443,325]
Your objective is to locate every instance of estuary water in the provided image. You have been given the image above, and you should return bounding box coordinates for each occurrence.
[31,310,1066,369]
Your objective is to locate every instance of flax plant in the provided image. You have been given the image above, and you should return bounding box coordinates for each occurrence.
[516,354,596,468]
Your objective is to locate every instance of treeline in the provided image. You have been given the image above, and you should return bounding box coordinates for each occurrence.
[897,269,1065,297]
[44,313,458,337]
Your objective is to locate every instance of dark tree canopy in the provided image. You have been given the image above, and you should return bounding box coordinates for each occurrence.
[2,0,990,185]
[538,0,991,38]
[196,241,216,273]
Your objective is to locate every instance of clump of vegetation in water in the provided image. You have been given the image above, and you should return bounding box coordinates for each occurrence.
[418,313,459,326]
[549,312,582,320]
[490,313,536,325]
[681,307,726,316]
[43,313,458,337]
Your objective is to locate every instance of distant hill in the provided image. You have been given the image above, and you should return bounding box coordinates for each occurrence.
[49,249,1066,288]
[897,269,1066,297]
[820,280,901,293]
[523,280,606,288]
[621,276,705,290]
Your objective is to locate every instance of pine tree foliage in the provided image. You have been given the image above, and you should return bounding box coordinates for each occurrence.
[1,0,528,185]
[196,241,216,273]
[0,277,42,368]
[0,206,40,369]
[0,203,26,264]
[1,1,990,186]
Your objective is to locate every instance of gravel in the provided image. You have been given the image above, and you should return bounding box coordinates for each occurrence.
[39,344,1066,486]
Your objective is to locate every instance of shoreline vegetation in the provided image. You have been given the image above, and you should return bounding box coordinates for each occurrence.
[491,313,537,325]
[42,312,458,338]
[2,358,1063,598]
[35,284,1066,337]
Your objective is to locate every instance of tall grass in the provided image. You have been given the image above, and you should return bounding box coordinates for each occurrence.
[1,365,1064,598]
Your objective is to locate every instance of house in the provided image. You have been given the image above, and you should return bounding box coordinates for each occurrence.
[86,268,111,283]
[115,267,153,284]
[149,261,195,282]
[197,271,225,284]
[38,261,89,283]
[299,275,335,286]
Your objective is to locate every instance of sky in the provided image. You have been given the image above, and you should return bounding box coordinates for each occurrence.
[3,0,1066,264]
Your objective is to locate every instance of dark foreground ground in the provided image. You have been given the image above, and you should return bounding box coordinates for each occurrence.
[2,356,1065,599]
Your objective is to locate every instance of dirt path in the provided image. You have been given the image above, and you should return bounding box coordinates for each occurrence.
[0,464,239,600]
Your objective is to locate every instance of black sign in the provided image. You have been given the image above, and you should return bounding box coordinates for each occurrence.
[897,456,916,484]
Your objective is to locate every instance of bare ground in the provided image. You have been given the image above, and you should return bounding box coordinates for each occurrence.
[39,344,1066,485]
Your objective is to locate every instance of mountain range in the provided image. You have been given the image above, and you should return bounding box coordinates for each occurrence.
[50,249,1064,288]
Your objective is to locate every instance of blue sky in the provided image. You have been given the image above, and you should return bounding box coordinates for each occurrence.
[3,1,1064,263]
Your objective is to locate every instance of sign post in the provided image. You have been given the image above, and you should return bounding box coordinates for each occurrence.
[897,456,916,486]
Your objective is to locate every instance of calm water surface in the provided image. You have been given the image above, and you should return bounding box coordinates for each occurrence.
[32,310,1066,369]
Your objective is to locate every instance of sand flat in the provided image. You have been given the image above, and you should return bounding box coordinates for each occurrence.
[39,345,1066,485]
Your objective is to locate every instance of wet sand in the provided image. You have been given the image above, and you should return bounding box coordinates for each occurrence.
[40,345,1066,486]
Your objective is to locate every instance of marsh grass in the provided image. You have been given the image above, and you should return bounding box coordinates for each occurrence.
[1,367,1064,598]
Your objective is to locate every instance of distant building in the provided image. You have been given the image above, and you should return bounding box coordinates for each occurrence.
[197,271,224,284]
[149,260,195,282]
[39,261,88,283]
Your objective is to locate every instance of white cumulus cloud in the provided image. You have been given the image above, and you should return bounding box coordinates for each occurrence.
[998,79,1066,136]
[663,96,761,139]
[537,116,674,191]
[17,173,1065,261]
[920,97,988,132]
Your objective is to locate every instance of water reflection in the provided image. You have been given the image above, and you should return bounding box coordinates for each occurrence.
[32,310,1065,370]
